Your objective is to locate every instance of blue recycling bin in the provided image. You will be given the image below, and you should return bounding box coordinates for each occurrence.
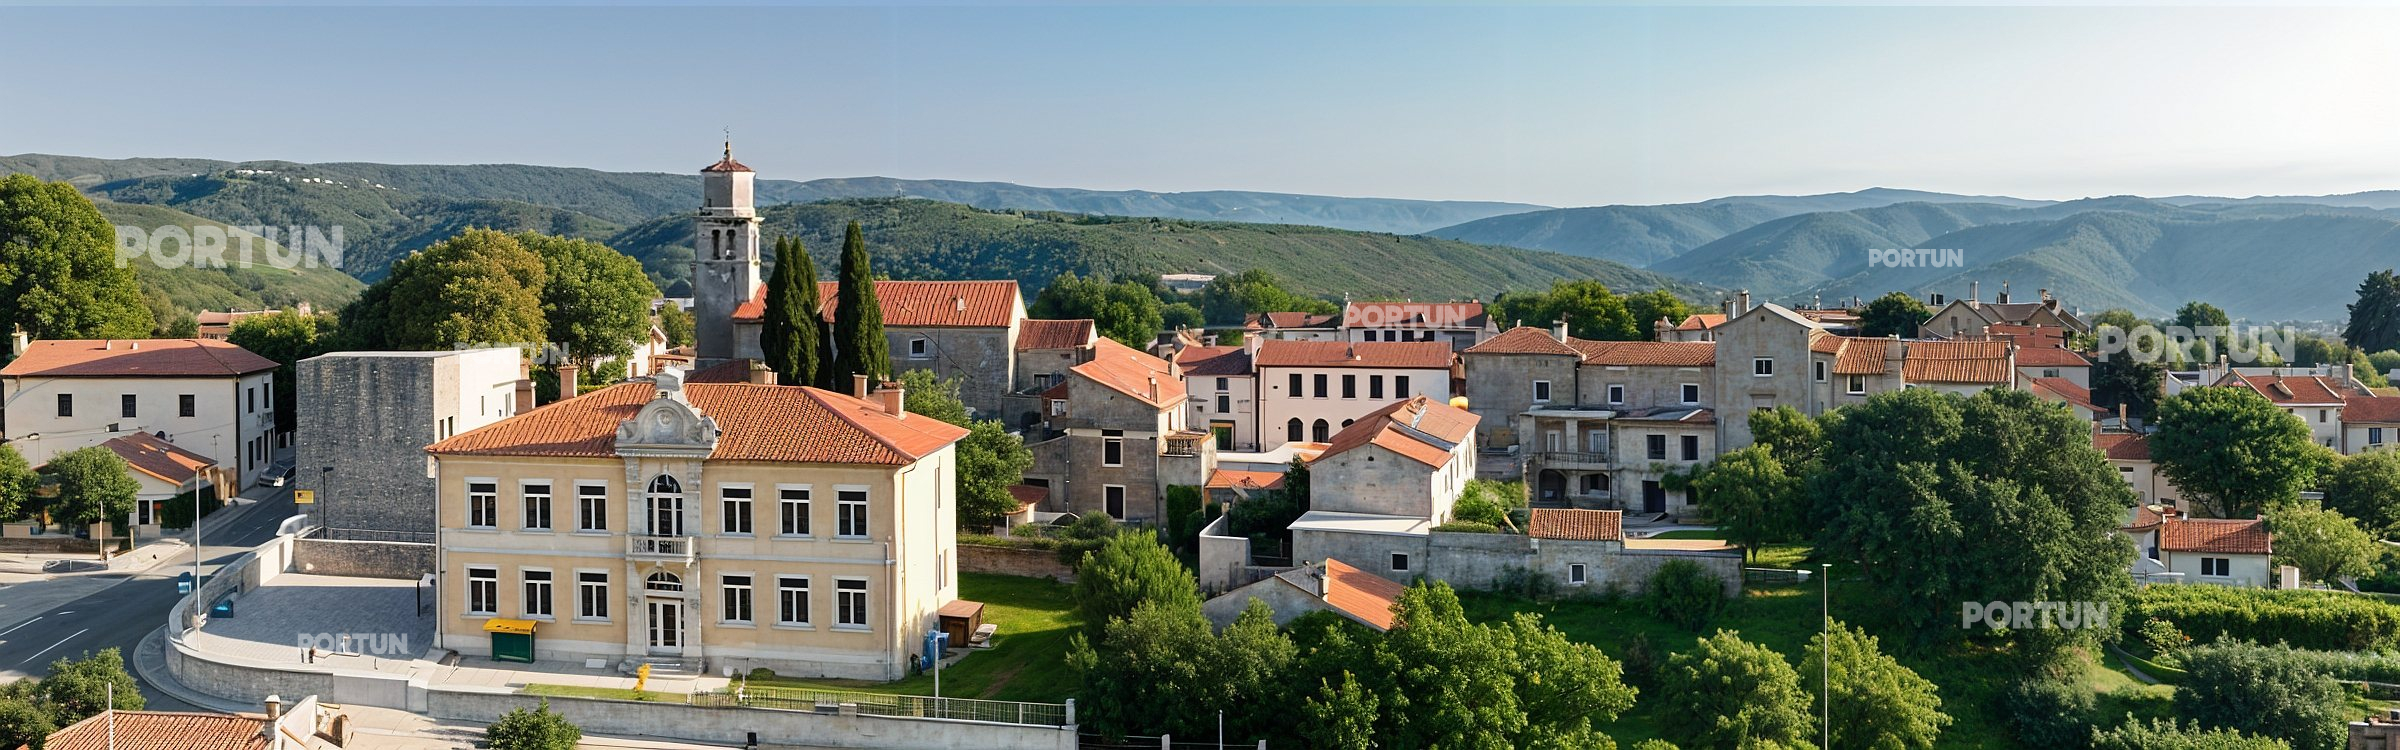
[212,599,234,618]
[175,572,193,594]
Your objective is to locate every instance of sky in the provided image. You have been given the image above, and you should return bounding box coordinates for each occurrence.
[6,3,2400,207]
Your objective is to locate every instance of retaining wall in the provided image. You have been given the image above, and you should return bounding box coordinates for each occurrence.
[292,537,434,579]
[959,543,1077,583]
[427,690,1077,750]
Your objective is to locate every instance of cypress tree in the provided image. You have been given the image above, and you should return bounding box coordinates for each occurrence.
[760,237,822,387]
[831,221,888,392]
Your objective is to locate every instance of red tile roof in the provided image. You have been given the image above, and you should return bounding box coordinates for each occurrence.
[732,280,1022,328]
[2029,377,2101,414]
[1341,301,1488,329]
[1017,319,1095,351]
[1461,326,1580,356]
[426,381,966,465]
[2014,347,2090,368]
[1318,395,1479,467]
[1527,508,1625,541]
[1071,338,1185,409]
[1206,468,1287,491]
[2225,373,2347,406]
[1828,337,1889,375]
[100,433,215,483]
[1246,311,1338,330]
[43,710,268,750]
[1,339,279,378]
[684,359,756,384]
[1255,340,1454,369]
[1675,313,1726,331]
[2160,517,2271,555]
[2347,395,2400,423]
[1317,558,1406,631]
[1174,345,1253,377]
[2094,431,2152,461]
[1901,340,2013,384]
[1570,340,1717,368]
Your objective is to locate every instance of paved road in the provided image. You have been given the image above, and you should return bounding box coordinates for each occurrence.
[0,482,297,710]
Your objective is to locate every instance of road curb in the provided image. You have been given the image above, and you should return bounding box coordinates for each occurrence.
[132,625,253,714]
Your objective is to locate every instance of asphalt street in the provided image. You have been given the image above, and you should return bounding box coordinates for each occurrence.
[0,482,297,710]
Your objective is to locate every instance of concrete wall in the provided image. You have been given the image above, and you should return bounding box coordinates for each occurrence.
[958,544,1076,583]
[293,538,434,579]
[1291,528,1430,586]
[425,690,1075,750]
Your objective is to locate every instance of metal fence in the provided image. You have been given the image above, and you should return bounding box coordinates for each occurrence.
[692,685,1073,727]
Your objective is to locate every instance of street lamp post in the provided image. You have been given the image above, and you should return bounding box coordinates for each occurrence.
[1820,561,1831,750]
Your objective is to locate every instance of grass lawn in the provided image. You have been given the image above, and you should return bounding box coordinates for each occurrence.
[1458,551,2164,749]
[521,683,670,701]
[744,572,1079,702]
[1644,529,1813,569]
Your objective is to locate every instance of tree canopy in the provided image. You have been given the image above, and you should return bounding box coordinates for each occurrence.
[47,447,139,540]
[2173,640,2347,750]
[829,221,889,389]
[1656,630,1813,749]
[0,443,36,524]
[1803,619,1951,750]
[338,228,548,351]
[1490,279,1637,341]
[226,309,336,435]
[760,235,823,388]
[0,174,153,350]
[898,369,1028,528]
[1689,446,1800,560]
[1856,291,1932,338]
[2325,449,2400,537]
[517,232,658,368]
[2346,269,2400,356]
[1029,272,1165,347]
[1198,269,1336,325]
[2265,503,2379,584]
[2150,387,2329,519]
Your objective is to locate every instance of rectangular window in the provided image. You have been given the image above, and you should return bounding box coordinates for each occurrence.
[721,486,753,535]
[1370,375,1385,400]
[121,394,137,419]
[467,481,498,529]
[1216,394,1230,412]
[1105,485,1127,519]
[1288,373,1303,396]
[577,571,609,620]
[1646,435,1667,461]
[1814,360,1827,382]
[247,386,257,413]
[1049,399,1065,417]
[521,483,552,531]
[1102,429,1124,467]
[1313,373,1328,398]
[179,394,195,418]
[2321,409,2330,423]
[576,484,607,531]
[1753,357,1773,377]
[722,574,753,624]
[55,394,70,418]
[1390,552,1410,572]
[466,567,497,615]
[779,486,811,536]
[1342,374,1357,399]
[1846,375,1866,395]
[836,489,869,538]
[1533,380,1552,403]
[777,576,811,626]
[522,570,553,618]
[1215,377,1229,392]
[908,337,929,359]
[836,578,869,629]
[1681,435,1700,461]
[1569,563,1587,585]
[1395,375,1411,395]
[1606,384,1623,405]
[2201,557,2230,577]
[2374,427,2386,445]
[1681,384,1700,404]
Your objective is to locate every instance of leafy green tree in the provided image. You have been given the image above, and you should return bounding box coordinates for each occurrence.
[2267,503,2380,583]
[518,233,658,370]
[2151,387,2329,519]
[657,303,694,348]
[1496,611,1637,748]
[1491,280,1637,340]
[1802,619,1950,750]
[1656,630,1813,750]
[2176,301,2234,361]
[2371,349,2400,377]
[0,444,35,523]
[1811,388,2134,657]
[1856,291,1932,338]
[1748,404,1826,468]
[1690,446,1799,559]
[1198,269,1335,325]
[1072,531,1200,642]
[2001,672,2097,748]
[0,174,153,351]
[898,369,971,426]
[161,315,200,338]
[35,649,142,722]
[338,228,547,351]
[1066,599,1294,741]
[486,699,582,750]
[829,221,888,390]
[2325,450,2400,537]
[46,448,139,558]
[2352,348,2391,388]
[1625,289,1694,338]
[1161,301,1204,332]
[227,309,335,435]
[759,236,823,387]
[2288,335,2346,368]
[2090,718,2293,750]
[957,420,1032,529]
[1300,671,1381,750]
[2174,640,2347,750]
[0,681,56,750]
[1647,560,1726,631]
[2346,270,2400,355]
[1030,272,1166,348]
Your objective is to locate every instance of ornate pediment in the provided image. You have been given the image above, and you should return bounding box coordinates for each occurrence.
[616,371,719,455]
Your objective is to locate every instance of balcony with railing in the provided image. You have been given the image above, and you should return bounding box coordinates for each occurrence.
[628,534,696,563]
[1531,451,1612,470]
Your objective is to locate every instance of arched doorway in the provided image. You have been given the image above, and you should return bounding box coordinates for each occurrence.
[644,571,684,654]
[1311,419,1330,442]
[1286,418,1304,443]
[647,475,684,537]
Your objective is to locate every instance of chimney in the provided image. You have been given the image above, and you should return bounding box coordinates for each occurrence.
[1147,376,1161,403]
[556,363,579,401]
[1969,280,1980,304]
[1998,280,2011,304]
[514,378,535,414]
[264,694,283,725]
[953,296,965,313]
[853,373,870,399]
[1653,317,1673,342]
[1552,319,1570,343]
[8,327,25,358]
[879,381,906,418]
[2118,402,2127,426]
[1737,290,1752,316]
[747,360,775,385]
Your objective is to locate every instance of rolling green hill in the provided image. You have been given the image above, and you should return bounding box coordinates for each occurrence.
[607,198,1709,303]
[1421,188,2052,265]
[91,201,366,323]
[1647,202,2024,296]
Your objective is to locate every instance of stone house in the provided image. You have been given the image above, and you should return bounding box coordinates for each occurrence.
[1201,557,1403,632]
[425,367,969,680]
[297,348,525,541]
[1176,342,1258,451]
[1023,338,1213,523]
[733,280,1029,419]
[1917,282,2087,339]
[2096,431,2183,507]
[1255,340,1455,445]
[1007,318,1097,430]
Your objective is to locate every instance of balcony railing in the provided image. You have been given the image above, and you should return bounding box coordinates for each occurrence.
[628,534,696,563]
[1532,451,1611,469]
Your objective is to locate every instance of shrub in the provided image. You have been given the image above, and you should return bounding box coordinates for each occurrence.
[2174,640,2348,750]
[2000,672,2096,748]
[487,699,582,750]
[1655,630,1813,749]
[155,485,222,530]
[1451,496,1507,527]
[1491,565,1557,600]
[1620,633,1661,690]
[1431,520,1500,534]
[1630,741,1682,750]
[2141,617,2194,664]
[1647,560,1725,631]
[2089,717,2292,750]
[2125,584,2400,651]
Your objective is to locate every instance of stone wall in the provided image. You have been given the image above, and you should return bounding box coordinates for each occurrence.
[425,690,1076,750]
[0,536,94,553]
[889,326,1018,419]
[292,538,434,579]
[958,544,1076,583]
[298,354,438,541]
[1421,531,1537,590]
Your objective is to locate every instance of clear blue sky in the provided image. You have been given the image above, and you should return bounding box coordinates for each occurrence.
[6,3,2398,206]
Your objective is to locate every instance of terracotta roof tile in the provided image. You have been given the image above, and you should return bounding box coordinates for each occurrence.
[426,380,966,465]
[2014,347,2090,368]
[1246,311,1338,330]
[1570,340,1716,367]
[1205,468,1287,491]
[1675,313,1726,331]
[732,280,1022,328]
[1902,340,2013,384]
[2029,376,2101,413]
[1017,319,1096,351]
[100,433,215,483]
[1462,326,1580,356]
[1006,483,1046,510]
[2225,373,2347,406]
[684,359,755,384]
[1318,395,1479,467]
[1174,345,1253,377]
[1,339,279,378]
[2160,517,2271,555]
[1809,334,1845,354]
[1527,508,1624,541]
[1255,340,1453,369]
[1830,337,1889,375]
[2347,395,2400,423]
[43,710,268,750]
[1070,339,1185,409]
[1318,558,1405,631]
[2094,431,2151,461]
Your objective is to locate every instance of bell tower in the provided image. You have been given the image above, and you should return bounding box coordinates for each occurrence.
[693,140,761,367]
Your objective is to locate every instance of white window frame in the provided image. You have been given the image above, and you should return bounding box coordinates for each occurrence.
[521,568,554,620]
[776,484,812,537]
[1846,374,1866,395]
[519,480,553,532]
[835,486,870,539]
[776,575,812,628]
[834,577,871,631]
[908,336,930,359]
[719,483,755,536]
[1568,563,1587,586]
[1606,384,1624,405]
[720,573,755,626]
[575,482,609,533]
[465,566,498,616]
[575,569,610,622]
[1104,484,1127,520]
[1753,357,1773,377]
[1533,380,1552,403]
[1102,430,1125,467]
[466,478,499,530]
[1390,552,1410,573]
[1679,384,1699,404]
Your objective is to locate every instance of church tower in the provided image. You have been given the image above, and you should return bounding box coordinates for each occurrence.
[693,141,761,367]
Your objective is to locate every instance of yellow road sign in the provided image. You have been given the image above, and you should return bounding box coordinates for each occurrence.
[294,490,315,505]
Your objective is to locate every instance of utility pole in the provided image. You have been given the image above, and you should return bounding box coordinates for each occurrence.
[1821,562,1831,750]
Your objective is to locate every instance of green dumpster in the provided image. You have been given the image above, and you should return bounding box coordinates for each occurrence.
[485,618,538,663]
